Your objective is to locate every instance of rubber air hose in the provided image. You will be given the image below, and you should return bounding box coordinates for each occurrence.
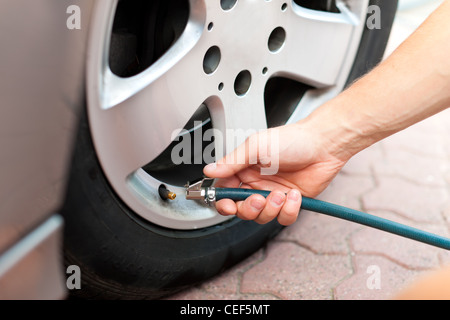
[215,188,450,250]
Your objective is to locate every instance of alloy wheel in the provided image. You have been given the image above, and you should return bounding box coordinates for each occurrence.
[86,0,371,230]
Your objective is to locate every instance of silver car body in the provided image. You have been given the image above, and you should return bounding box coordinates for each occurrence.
[0,0,93,299]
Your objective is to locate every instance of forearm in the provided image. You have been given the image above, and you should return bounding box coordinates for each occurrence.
[303,1,450,161]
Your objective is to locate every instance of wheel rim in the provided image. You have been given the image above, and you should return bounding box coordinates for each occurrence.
[86,0,370,230]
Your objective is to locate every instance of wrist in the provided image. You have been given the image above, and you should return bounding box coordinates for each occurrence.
[297,91,381,162]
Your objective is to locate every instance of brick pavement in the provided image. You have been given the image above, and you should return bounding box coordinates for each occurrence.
[170,109,450,300]
[169,0,450,300]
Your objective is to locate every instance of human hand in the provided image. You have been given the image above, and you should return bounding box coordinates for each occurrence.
[204,0,450,226]
[203,119,351,226]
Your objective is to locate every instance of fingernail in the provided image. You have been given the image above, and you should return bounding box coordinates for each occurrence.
[270,192,285,207]
[250,199,265,212]
[288,190,301,202]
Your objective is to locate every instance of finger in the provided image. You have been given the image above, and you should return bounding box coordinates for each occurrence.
[254,190,286,225]
[277,189,302,226]
[215,199,238,216]
[203,133,261,178]
[236,194,266,221]
[214,175,242,188]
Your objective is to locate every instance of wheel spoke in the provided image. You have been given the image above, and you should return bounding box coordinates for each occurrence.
[88,1,219,181]
[272,3,360,88]
[208,85,268,159]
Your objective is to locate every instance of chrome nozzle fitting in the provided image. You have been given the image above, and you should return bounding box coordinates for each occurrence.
[185,178,216,206]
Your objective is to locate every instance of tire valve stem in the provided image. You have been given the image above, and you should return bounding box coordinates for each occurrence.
[158,184,176,201]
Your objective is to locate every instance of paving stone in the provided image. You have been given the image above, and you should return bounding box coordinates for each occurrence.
[440,202,450,227]
[277,210,360,254]
[340,142,383,176]
[199,249,265,295]
[166,287,278,300]
[317,173,375,209]
[361,176,448,223]
[240,242,351,300]
[277,173,374,254]
[166,287,239,300]
[374,139,450,187]
[334,255,421,300]
[380,124,448,159]
[351,210,450,269]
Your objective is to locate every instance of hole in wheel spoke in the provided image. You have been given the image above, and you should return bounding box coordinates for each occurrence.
[220,0,238,11]
[268,27,286,53]
[108,0,189,77]
[234,70,252,96]
[142,104,216,187]
[293,0,340,13]
[203,46,221,74]
[264,77,313,128]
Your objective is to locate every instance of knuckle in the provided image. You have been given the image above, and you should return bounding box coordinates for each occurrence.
[237,201,260,221]
[282,204,299,218]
